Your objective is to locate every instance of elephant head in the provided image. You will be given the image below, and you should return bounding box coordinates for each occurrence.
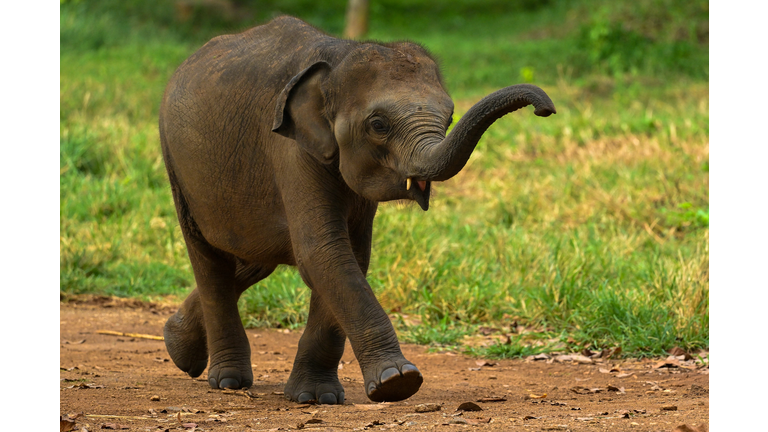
[273,43,556,210]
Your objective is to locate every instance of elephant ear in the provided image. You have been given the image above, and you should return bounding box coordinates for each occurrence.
[272,61,337,163]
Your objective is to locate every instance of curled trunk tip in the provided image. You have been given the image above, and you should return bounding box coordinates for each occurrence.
[418,84,556,181]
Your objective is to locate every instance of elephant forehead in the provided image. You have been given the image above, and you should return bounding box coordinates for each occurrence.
[335,44,442,87]
[366,96,453,119]
[354,69,451,111]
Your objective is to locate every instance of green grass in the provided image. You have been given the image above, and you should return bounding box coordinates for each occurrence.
[60,0,709,358]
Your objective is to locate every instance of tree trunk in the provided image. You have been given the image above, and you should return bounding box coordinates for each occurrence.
[343,0,369,39]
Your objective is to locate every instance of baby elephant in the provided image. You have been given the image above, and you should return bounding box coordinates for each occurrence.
[159,15,555,404]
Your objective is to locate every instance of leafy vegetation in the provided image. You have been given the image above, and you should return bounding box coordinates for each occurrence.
[60,0,709,357]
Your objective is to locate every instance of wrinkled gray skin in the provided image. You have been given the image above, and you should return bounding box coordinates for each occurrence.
[159,16,555,405]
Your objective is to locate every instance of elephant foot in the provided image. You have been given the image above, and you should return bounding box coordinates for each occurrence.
[163,310,208,378]
[207,353,254,389]
[284,365,345,404]
[364,360,423,402]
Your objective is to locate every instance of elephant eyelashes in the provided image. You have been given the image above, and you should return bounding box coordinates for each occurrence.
[369,117,390,135]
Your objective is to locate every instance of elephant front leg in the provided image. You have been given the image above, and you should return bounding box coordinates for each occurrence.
[352,311,424,402]
[284,291,347,404]
[281,166,422,402]
[291,238,423,402]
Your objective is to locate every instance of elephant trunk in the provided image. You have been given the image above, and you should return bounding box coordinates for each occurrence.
[414,84,556,182]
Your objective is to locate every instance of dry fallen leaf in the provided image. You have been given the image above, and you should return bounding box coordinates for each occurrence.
[477,396,506,402]
[600,347,622,359]
[478,326,497,335]
[555,354,593,364]
[68,383,105,389]
[668,346,693,360]
[60,416,77,432]
[661,405,678,411]
[101,423,130,430]
[442,419,463,425]
[305,419,324,424]
[353,404,388,410]
[570,386,603,395]
[525,393,547,400]
[456,402,483,412]
[464,418,492,425]
[414,403,441,413]
[475,360,498,367]
[572,355,594,364]
[673,424,708,432]
[654,357,681,369]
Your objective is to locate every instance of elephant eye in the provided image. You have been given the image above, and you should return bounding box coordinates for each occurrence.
[369,117,390,135]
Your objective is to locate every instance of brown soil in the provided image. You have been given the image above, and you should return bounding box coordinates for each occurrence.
[60,298,709,432]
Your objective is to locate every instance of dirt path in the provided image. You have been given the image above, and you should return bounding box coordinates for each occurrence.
[60,298,708,431]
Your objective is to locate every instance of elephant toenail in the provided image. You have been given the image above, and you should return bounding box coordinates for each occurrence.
[367,381,377,395]
[401,363,421,377]
[219,378,240,389]
[318,393,338,404]
[208,378,218,389]
[297,392,315,403]
[380,367,400,384]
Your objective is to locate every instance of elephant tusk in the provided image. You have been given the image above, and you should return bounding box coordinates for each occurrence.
[406,178,412,190]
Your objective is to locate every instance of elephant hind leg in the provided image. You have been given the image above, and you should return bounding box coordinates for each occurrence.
[164,259,276,384]
[162,161,275,388]
[164,288,208,378]
[163,167,210,378]
[284,291,347,405]
[234,259,277,291]
[164,260,275,379]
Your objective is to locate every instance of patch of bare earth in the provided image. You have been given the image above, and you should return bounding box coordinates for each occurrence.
[60,298,708,431]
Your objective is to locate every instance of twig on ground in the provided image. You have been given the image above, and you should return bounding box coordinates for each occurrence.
[97,330,164,341]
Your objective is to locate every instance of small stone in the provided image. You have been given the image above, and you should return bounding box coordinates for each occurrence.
[149,395,160,401]
[661,405,678,411]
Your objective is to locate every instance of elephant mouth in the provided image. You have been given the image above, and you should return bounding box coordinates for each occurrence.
[405,177,431,211]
